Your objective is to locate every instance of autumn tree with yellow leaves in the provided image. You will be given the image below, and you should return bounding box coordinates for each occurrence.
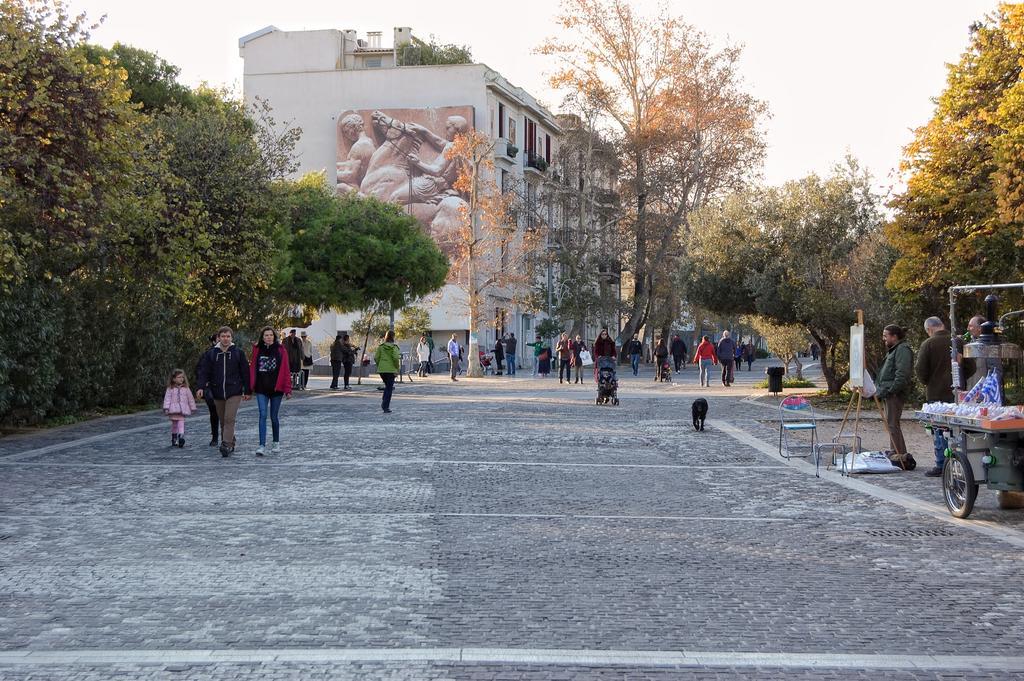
[537,0,767,349]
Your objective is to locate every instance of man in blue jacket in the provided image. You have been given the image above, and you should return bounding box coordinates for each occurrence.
[196,326,251,457]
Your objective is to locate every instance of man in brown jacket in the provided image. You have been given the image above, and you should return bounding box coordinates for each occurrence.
[916,317,954,477]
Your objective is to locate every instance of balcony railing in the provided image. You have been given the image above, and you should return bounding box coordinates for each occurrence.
[525,150,549,173]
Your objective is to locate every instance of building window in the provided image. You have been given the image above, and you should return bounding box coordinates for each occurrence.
[500,169,509,194]
[365,58,382,68]
[545,134,551,164]
[507,117,516,145]
[498,103,505,138]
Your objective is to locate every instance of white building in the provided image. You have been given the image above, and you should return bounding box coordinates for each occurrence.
[240,25,561,363]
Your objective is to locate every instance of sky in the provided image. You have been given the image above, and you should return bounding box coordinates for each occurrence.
[67,0,1001,192]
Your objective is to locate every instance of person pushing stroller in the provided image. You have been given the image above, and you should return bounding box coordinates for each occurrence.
[593,327,619,405]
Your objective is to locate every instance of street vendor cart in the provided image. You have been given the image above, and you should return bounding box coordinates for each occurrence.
[916,284,1024,518]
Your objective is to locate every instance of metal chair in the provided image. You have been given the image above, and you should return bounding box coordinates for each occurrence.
[779,396,819,461]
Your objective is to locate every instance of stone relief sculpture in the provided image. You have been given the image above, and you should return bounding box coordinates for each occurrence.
[335,113,376,194]
[336,106,473,248]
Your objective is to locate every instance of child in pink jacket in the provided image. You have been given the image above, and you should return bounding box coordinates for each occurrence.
[163,369,197,448]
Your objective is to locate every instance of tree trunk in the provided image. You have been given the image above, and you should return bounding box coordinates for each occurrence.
[810,330,848,394]
[794,355,803,380]
[357,310,375,386]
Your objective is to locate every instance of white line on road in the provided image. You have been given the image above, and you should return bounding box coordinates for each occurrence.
[0,647,1022,671]
[716,420,1024,549]
[0,512,789,522]
[0,460,786,471]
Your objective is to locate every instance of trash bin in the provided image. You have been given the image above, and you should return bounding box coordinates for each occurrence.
[766,366,785,395]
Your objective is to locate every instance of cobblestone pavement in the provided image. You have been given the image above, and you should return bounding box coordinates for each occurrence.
[2,366,1023,680]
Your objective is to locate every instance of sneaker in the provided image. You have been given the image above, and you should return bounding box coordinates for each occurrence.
[178,436,185,448]
[255,445,265,456]
[220,444,230,458]
[925,466,944,477]
[383,408,392,414]
[271,441,281,454]
[209,437,219,447]
[171,434,178,447]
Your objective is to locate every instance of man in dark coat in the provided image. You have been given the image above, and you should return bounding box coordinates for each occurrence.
[284,329,303,390]
[330,332,345,390]
[917,317,953,477]
[196,326,251,457]
[716,331,737,386]
[670,334,687,372]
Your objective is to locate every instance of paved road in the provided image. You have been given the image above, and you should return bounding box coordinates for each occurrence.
[2,366,1023,680]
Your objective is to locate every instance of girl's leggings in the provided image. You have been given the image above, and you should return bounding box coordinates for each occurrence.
[170,418,185,435]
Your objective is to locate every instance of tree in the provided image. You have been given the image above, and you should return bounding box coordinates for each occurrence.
[82,42,195,112]
[744,316,805,379]
[887,5,1024,311]
[395,305,431,340]
[538,0,767,347]
[280,176,449,316]
[397,35,472,66]
[685,160,893,393]
[446,130,544,377]
[351,307,392,384]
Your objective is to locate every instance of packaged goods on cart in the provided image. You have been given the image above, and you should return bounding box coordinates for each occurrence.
[921,402,1024,420]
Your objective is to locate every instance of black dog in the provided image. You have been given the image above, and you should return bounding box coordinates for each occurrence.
[691,398,708,431]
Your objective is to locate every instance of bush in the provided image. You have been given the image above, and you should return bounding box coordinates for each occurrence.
[754,377,816,389]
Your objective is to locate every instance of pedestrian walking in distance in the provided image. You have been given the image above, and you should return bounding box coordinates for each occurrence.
[556,332,572,383]
[163,369,196,448]
[626,334,642,376]
[417,335,432,377]
[447,333,460,381]
[693,335,718,387]
[716,330,737,386]
[670,334,687,372]
[283,329,303,391]
[249,326,292,456]
[196,334,220,447]
[571,334,587,384]
[300,331,314,389]
[375,330,401,413]
[329,331,345,390]
[917,317,954,477]
[504,333,518,376]
[493,336,505,375]
[196,326,251,457]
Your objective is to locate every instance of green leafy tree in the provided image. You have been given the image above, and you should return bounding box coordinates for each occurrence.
[351,306,392,384]
[887,4,1024,311]
[395,305,432,340]
[743,316,806,379]
[82,42,195,112]
[280,178,449,314]
[685,160,894,393]
[397,36,472,66]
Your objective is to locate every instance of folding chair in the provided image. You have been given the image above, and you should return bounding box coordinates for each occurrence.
[779,395,819,461]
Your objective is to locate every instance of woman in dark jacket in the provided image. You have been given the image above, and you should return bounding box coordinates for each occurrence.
[250,326,292,456]
[196,326,250,457]
[493,337,505,375]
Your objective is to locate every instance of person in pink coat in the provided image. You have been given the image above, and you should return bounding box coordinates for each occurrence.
[163,369,197,448]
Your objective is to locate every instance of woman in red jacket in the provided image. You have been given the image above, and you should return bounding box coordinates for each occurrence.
[250,326,292,456]
[692,335,718,388]
[592,327,616,382]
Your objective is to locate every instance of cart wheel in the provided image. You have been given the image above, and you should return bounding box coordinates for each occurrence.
[596,396,602,406]
[613,398,620,406]
[943,451,978,519]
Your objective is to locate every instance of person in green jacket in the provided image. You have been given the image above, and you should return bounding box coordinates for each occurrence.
[876,324,916,470]
[374,330,401,414]
[526,334,544,377]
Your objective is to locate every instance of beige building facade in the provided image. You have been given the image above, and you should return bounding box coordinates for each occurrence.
[240,25,561,363]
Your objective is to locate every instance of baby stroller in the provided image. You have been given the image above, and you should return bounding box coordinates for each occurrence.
[657,357,672,382]
[596,357,619,406]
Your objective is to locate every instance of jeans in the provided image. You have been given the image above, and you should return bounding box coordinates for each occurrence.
[301,368,310,389]
[559,358,571,381]
[418,359,428,377]
[450,355,459,379]
[495,356,504,374]
[507,353,516,375]
[673,355,683,371]
[573,362,583,383]
[380,372,396,410]
[630,353,640,376]
[255,393,283,446]
[933,428,948,469]
[330,360,341,388]
[213,395,242,447]
[343,362,353,387]
[699,359,713,386]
